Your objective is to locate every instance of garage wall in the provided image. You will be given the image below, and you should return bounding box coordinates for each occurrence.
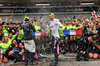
[0,12,91,23]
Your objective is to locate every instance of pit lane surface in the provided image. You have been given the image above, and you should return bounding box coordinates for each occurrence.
[1,53,100,66]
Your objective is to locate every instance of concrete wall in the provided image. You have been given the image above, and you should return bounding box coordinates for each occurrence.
[0,12,91,23]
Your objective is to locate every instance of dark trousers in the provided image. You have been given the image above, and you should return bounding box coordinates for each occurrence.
[53,39,59,63]
[25,48,35,64]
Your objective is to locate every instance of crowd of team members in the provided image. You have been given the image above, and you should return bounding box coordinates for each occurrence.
[0,11,100,64]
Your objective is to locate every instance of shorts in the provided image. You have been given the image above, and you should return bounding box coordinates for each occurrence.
[24,40,36,52]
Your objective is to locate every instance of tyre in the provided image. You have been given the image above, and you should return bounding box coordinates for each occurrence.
[44,47,52,56]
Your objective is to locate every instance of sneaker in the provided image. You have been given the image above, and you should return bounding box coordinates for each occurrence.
[14,59,17,63]
[39,54,47,58]
[50,59,55,62]
[25,63,28,66]
[50,62,58,66]
[30,62,38,65]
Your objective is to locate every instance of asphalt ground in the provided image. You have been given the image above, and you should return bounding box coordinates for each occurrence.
[0,53,100,66]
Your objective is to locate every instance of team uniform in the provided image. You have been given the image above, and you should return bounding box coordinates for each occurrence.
[22,21,36,66]
[46,18,62,65]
